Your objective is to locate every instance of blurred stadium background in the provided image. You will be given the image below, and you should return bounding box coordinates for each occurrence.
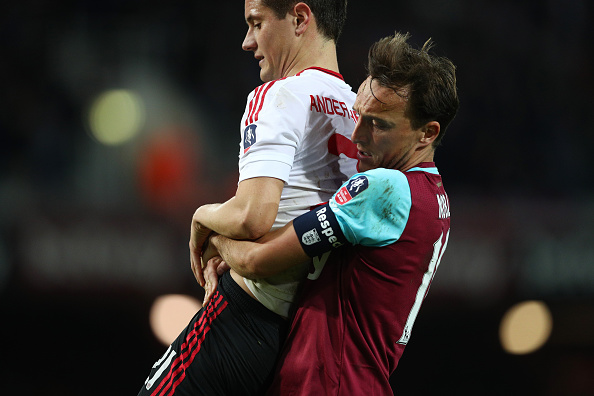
[1,0,593,394]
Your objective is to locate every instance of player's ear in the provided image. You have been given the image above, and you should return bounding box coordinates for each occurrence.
[419,121,440,147]
[293,2,312,35]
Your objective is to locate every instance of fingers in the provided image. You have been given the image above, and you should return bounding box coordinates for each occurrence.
[202,256,222,306]
[189,222,209,287]
[216,260,231,276]
[190,244,205,287]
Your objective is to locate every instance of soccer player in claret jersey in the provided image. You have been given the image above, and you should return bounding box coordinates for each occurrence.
[202,32,459,395]
[138,1,357,395]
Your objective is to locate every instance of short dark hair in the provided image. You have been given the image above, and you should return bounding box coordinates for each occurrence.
[261,0,347,42]
[368,32,459,146]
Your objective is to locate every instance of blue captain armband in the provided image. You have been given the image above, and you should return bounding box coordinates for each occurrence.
[293,203,348,258]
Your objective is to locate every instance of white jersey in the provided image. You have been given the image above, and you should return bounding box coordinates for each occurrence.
[238,67,358,317]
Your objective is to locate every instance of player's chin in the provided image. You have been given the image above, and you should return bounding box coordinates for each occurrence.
[259,67,274,83]
[357,161,372,172]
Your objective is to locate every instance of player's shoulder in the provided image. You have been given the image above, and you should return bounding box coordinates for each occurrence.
[404,162,440,176]
[279,67,349,93]
[247,68,353,112]
[249,78,284,98]
[402,162,443,187]
[355,164,441,185]
[245,77,303,115]
[251,67,347,91]
[362,167,409,188]
[247,75,300,103]
[333,168,408,206]
[362,164,444,196]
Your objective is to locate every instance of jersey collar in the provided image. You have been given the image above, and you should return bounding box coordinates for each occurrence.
[406,162,439,175]
[296,67,344,81]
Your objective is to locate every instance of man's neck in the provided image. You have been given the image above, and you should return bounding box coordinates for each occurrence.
[400,150,435,172]
[284,39,339,77]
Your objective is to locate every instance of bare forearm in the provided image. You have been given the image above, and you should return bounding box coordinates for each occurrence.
[193,202,246,239]
[209,223,308,279]
[194,200,277,240]
[208,235,256,278]
[189,177,283,287]
[193,178,283,240]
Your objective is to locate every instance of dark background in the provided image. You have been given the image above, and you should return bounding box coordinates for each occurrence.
[1,1,593,394]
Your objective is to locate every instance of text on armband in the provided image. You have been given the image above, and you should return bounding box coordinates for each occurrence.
[316,207,344,248]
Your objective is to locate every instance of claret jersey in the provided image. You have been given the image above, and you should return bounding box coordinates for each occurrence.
[238,67,358,317]
[269,163,451,395]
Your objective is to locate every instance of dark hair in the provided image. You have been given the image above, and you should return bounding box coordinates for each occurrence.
[368,32,459,146]
[261,0,347,42]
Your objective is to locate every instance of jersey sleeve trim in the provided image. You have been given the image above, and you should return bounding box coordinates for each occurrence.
[238,159,292,184]
[293,203,348,258]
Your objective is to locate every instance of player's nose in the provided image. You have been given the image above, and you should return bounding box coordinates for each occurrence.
[351,119,367,144]
[242,29,256,52]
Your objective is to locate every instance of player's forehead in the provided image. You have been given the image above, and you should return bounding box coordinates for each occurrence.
[245,0,271,22]
[353,76,406,115]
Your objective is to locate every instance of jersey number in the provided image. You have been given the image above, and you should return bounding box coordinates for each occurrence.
[144,345,177,390]
[308,251,331,280]
[397,229,450,345]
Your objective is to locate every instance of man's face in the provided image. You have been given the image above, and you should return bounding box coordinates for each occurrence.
[351,76,425,172]
[243,0,295,82]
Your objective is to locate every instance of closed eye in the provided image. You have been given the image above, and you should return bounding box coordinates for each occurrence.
[367,117,394,131]
[372,119,389,130]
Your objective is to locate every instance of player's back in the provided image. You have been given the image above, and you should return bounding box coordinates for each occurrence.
[238,67,358,317]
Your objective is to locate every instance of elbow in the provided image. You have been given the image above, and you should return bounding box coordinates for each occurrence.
[235,246,272,279]
[240,223,269,241]
[235,212,274,241]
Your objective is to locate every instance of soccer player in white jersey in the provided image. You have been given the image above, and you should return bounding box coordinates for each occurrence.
[138,1,357,395]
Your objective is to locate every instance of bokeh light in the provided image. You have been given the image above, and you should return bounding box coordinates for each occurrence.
[137,126,210,220]
[149,294,202,346]
[88,89,145,145]
[500,300,553,355]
